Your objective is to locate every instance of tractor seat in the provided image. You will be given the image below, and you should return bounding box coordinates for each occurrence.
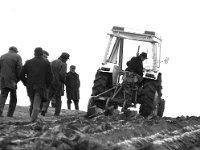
[122,71,142,84]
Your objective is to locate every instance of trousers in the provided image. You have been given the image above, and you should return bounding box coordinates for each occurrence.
[29,92,42,122]
[67,99,79,110]
[0,88,17,116]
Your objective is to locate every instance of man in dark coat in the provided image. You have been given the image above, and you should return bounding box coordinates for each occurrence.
[125,52,148,77]
[65,65,80,110]
[20,47,53,122]
[0,46,22,117]
[49,52,70,116]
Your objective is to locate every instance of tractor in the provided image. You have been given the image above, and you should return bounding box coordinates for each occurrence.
[87,26,166,118]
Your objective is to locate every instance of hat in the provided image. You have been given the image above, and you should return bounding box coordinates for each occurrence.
[60,52,70,60]
[9,46,18,53]
[70,65,76,69]
[34,47,43,56]
[140,52,148,59]
[43,50,49,56]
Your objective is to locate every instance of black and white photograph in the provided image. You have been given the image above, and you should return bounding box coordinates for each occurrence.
[0,0,200,149]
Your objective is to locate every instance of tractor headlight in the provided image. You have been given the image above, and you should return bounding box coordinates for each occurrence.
[100,67,110,71]
[145,73,156,79]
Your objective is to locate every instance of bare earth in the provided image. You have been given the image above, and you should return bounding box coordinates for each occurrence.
[1,105,200,150]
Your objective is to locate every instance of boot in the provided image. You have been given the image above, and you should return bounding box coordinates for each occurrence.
[0,111,3,117]
[29,107,33,117]
[51,102,55,108]
[74,102,79,110]
[54,98,61,116]
[75,104,79,110]
[30,109,39,122]
[41,111,46,116]
[67,102,71,110]
[7,113,13,117]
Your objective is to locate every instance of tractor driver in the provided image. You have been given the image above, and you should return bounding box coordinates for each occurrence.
[125,52,148,78]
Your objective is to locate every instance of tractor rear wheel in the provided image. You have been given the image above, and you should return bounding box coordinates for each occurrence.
[157,99,165,117]
[139,81,158,118]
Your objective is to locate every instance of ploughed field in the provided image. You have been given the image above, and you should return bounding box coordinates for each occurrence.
[1,105,200,150]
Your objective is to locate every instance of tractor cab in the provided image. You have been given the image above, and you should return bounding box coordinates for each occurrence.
[100,26,162,86]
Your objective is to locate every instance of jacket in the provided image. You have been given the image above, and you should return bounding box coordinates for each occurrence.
[65,71,80,100]
[50,58,67,96]
[0,50,22,90]
[125,56,144,77]
[20,56,53,98]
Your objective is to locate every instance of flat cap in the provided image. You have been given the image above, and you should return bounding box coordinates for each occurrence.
[43,50,49,56]
[9,46,18,53]
[70,65,76,69]
[34,47,43,56]
[60,52,70,60]
[140,52,148,59]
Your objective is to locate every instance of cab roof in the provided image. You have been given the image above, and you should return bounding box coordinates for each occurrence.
[108,26,162,43]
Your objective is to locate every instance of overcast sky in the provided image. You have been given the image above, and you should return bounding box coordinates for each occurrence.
[0,0,200,117]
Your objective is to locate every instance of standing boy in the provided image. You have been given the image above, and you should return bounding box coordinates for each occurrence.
[65,65,80,110]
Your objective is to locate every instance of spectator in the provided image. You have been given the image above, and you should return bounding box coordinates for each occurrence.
[65,65,80,110]
[0,46,22,117]
[49,52,70,116]
[20,47,53,122]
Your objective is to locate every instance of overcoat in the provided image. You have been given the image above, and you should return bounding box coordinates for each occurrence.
[65,71,80,100]
[0,51,22,90]
[20,56,53,98]
[50,58,67,96]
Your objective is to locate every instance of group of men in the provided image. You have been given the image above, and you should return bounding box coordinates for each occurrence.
[0,46,147,122]
[0,46,80,122]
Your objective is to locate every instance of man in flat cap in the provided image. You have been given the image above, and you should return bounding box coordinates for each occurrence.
[125,52,148,77]
[20,47,53,122]
[48,52,70,116]
[0,46,22,117]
